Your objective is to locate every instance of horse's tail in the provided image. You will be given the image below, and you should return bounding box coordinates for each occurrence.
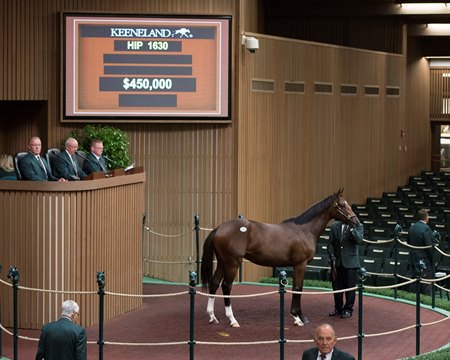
[201,228,217,291]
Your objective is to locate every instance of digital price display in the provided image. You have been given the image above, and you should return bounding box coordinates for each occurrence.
[62,14,231,122]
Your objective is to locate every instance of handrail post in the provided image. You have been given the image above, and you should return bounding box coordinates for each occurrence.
[357,267,367,360]
[415,260,425,356]
[393,224,402,299]
[7,267,19,360]
[189,271,197,360]
[194,214,200,277]
[278,270,287,360]
[0,263,3,359]
[431,230,440,307]
[238,214,245,283]
[97,271,105,360]
[142,211,147,275]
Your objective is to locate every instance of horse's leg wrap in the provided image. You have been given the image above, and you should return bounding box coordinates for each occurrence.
[225,305,240,327]
[291,314,305,327]
[207,297,219,324]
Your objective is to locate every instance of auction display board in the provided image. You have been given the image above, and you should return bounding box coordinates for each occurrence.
[62,13,231,122]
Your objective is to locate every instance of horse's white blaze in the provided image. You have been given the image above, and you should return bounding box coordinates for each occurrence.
[225,305,240,327]
[207,297,219,324]
[292,315,304,326]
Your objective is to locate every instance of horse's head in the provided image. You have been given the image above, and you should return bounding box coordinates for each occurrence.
[332,188,360,227]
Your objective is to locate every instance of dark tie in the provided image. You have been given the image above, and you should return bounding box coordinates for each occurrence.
[342,224,349,239]
[320,354,326,360]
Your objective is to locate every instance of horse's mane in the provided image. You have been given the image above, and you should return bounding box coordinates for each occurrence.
[282,191,339,225]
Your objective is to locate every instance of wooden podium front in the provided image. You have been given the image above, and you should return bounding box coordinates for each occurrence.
[0,172,145,329]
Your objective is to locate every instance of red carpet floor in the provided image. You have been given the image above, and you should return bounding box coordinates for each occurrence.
[1,283,449,360]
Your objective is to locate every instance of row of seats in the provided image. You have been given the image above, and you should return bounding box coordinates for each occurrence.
[13,148,86,180]
[304,252,450,288]
[303,255,410,285]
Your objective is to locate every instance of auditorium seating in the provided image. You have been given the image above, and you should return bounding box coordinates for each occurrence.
[377,258,409,287]
[46,148,60,172]
[13,151,27,180]
[304,255,329,281]
[360,257,383,285]
[365,245,392,260]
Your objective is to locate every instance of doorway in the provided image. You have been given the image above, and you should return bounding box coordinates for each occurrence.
[431,122,450,173]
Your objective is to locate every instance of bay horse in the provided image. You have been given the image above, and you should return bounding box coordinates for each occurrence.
[200,189,360,327]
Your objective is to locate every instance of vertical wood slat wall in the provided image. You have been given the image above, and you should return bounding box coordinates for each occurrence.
[0,0,240,284]
[237,35,429,281]
[0,0,432,286]
[0,175,144,329]
[430,68,450,119]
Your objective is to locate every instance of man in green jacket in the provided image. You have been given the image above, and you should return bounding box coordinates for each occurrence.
[35,300,87,360]
[327,219,364,318]
[407,209,435,295]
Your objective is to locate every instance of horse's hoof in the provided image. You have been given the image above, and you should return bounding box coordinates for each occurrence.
[209,315,219,324]
[301,316,309,325]
[230,322,240,328]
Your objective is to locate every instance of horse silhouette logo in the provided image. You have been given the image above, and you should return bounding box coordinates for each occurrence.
[174,28,193,38]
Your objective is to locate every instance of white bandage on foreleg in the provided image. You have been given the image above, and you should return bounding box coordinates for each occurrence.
[292,315,304,326]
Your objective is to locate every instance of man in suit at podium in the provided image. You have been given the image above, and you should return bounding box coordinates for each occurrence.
[82,139,109,175]
[35,299,87,360]
[53,137,87,181]
[19,136,66,182]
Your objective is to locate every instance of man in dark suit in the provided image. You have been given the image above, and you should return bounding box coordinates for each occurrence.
[35,299,87,360]
[302,323,355,360]
[19,136,66,182]
[407,209,435,295]
[82,139,109,175]
[52,137,87,181]
[327,218,364,318]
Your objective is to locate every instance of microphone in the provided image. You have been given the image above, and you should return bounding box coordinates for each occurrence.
[75,151,99,172]
[51,150,80,181]
[103,155,121,169]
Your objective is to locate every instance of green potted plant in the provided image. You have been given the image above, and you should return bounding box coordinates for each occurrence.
[67,125,131,169]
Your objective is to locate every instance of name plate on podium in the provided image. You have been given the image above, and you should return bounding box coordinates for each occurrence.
[110,168,125,177]
[84,171,105,180]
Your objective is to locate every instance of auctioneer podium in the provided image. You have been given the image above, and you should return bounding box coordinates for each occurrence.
[0,170,145,329]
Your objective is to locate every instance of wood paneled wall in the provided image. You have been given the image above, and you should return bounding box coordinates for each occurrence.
[430,68,450,119]
[0,174,145,328]
[0,0,431,286]
[238,35,429,281]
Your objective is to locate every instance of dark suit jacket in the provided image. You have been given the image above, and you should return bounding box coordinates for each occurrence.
[82,152,108,175]
[35,317,87,360]
[302,347,355,360]
[52,150,87,180]
[18,152,58,181]
[328,221,364,269]
[407,220,435,270]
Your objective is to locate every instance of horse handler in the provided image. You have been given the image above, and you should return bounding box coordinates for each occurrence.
[327,217,364,319]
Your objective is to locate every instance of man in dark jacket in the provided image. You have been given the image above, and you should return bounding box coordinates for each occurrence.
[327,219,364,318]
[35,299,87,360]
[52,137,87,181]
[82,139,109,175]
[407,209,435,295]
[19,136,66,181]
[302,323,355,360]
